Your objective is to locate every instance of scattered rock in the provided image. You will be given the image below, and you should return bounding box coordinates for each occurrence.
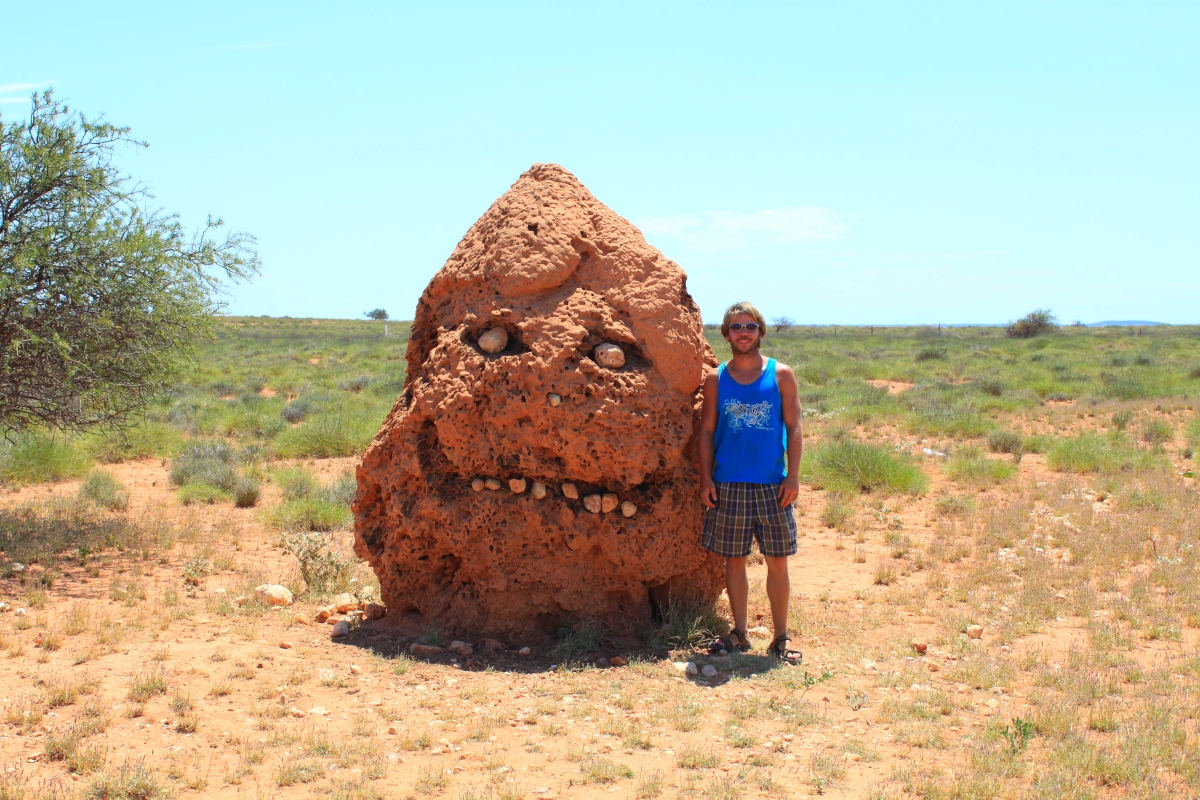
[448,641,474,657]
[279,641,293,649]
[862,659,877,671]
[472,478,485,492]
[608,655,627,667]
[295,615,311,626]
[620,501,637,518]
[583,494,602,514]
[701,664,719,678]
[233,596,248,607]
[1054,592,1067,602]
[14,607,26,617]
[333,594,359,614]
[601,493,619,514]
[388,726,398,735]
[484,478,502,491]
[349,664,362,675]
[596,657,610,667]
[508,478,527,494]
[315,605,335,623]
[986,698,1000,709]
[562,482,579,500]
[481,638,505,654]
[673,662,689,672]
[926,660,941,672]
[290,707,306,718]
[594,343,626,368]
[308,706,328,716]
[254,584,294,607]
[911,639,928,655]
[411,643,444,657]
[318,668,335,681]
[748,625,771,637]
[966,625,984,640]
[517,646,531,656]
[326,616,340,625]
[685,661,699,676]
[330,620,350,638]
[365,603,387,620]
[531,481,547,500]
[478,327,509,354]
[0,602,9,613]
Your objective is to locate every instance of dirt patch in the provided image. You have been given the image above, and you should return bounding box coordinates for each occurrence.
[867,380,913,395]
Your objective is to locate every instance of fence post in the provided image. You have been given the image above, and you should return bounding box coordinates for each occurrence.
[384,323,388,337]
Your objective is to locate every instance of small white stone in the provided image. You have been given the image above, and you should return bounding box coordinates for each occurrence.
[478,327,508,353]
[331,621,350,638]
[594,343,626,368]
[701,665,719,678]
[620,500,637,517]
[685,662,699,676]
[531,481,547,500]
[471,478,484,492]
[562,482,579,500]
[508,478,527,494]
[518,647,532,656]
[254,584,294,607]
[673,662,689,672]
[548,393,562,407]
[484,478,502,491]
[583,494,602,514]
[601,493,619,514]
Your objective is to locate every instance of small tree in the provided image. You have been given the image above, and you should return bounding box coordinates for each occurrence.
[772,315,795,333]
[0,92,258,434]
[1006,309,1058,339]
[364,309,388,321]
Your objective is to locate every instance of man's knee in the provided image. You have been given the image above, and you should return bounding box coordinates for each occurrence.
[764,555,789,572]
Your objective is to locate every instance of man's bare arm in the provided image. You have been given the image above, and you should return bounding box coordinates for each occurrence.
[699,368,720,509]
[775,363,803,507]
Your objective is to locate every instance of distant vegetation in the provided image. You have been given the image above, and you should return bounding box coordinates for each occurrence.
[1006,308,1059,339]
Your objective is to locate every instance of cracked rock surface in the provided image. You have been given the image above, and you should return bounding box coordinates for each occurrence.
[353,163,722,636]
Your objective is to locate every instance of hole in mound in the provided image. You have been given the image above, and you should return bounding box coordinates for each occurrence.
[579,331,652,372]
[527,222,539,235]
[460,324,530,360]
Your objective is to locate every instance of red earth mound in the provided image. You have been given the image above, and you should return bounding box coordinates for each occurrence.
[353,163,722,637]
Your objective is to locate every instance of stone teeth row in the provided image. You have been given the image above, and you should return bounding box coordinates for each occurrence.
[470,477,637,517]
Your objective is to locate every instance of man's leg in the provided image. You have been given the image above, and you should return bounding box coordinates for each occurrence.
[764,556,791,639]
[725,557,749,634]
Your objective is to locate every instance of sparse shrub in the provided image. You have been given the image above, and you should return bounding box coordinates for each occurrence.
[232,476,261,508]
[651,598,726,650]
[986,429,1024,457]
[280,396,318,423]
[946,446,1018,486]
[269,497,351,531]
[338,374,374,393]
[976,377,1005,397]
[84,422,185,463]
[914,347,947,362]
[1006,309,1058,339]
[1047,434,1162,473]
[0,432,91,485]
[177,483,231,506]
[275,466,320,500]
[1111,410,1133,431]
[934,493,974,517]
[84,760,169,800]
[821,495,855,529]
[551,621,603,660]
[78,470,130,511]
[281,529,355,594]
[1139,418,1173,448]
[169,441,238,492]
[802,439,928,496]
[580,757,634,784]
[274,411,378,459]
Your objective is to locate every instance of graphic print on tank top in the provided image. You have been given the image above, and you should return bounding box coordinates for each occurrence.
[721,399,773,431]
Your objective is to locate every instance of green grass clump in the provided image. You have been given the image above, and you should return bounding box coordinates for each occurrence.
[551,621,603,660]
[177,483,232,506]
[986,429,1025,456]
[232,476,261,508]
[1046,434,1162,474]
[169,441,239,491]
[1186,419,1200,458]
[267,497,351,531]
[84,760,168,799]
[84,422,185,463]
[946,447,1018,486]
[78,470,130,511]
[802,439,928,496]
[274,411,379,458]
[0,432,91,485]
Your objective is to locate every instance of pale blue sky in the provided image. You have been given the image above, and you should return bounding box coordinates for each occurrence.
[3,2,1197,324]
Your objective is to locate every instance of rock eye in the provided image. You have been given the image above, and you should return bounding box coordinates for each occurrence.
[593,343,626,368]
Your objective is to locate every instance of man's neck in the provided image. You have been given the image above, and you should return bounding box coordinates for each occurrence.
[728,348,764,371]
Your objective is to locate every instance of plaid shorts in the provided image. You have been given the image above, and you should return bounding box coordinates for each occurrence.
[702,482,798,559]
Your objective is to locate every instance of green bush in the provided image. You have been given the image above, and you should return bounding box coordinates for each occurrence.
[281,530,354,594]
[1139,419,1173,448]
[274,466,320,501]
[1187,419,1200,452]
[946,447,1018,486]
[274,412,378,458]
[986,429,1025,456]
[1046,434,1162,474]
[914,347,947,362]
[821,495,855,529]
[1006,309,1058,339]
[177,483,232,505]
[802,439,928,495]
[232,476,261,508]
[78,470,130,511]
[267,497,351,532]
[84,422,185,463]
[169,441,239,491]
[0,433,92,485]
[1022,434,1053,454]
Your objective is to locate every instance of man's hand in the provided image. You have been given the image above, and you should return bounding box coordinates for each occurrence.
[701,478,719,509]
[777,474,800,507]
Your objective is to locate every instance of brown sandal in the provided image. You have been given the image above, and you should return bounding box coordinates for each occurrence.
[768,635,802,665]
[710,629,751,655]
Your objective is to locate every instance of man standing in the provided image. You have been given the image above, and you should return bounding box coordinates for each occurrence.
[699,301,803,664]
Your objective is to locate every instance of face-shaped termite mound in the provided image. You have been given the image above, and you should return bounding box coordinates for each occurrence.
[353,163,722,637]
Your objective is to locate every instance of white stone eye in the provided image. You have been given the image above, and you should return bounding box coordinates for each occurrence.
[593,343,625,368]
[477,327,509,353]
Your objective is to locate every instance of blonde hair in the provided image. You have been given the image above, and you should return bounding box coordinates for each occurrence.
[721,301,766,339]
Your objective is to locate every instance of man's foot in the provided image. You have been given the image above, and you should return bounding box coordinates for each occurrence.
[710,629,751,655]
[768,634,802,665]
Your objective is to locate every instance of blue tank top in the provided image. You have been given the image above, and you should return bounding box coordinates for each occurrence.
[713,357,788,484]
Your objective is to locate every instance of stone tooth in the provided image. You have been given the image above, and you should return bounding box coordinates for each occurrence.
[484,478,502,491]
[583,494,602,514]
[478,327,508,354]
[508,478,527,494]
[471,478,484,492]
[620,500,637,518]
[601,493,619,514]
[562,482,579,500]
[548,393,562,407]
[531,481,547,500]
[594,343,625,368]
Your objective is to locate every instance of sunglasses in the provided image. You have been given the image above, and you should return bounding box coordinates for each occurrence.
[728,323,760,332]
